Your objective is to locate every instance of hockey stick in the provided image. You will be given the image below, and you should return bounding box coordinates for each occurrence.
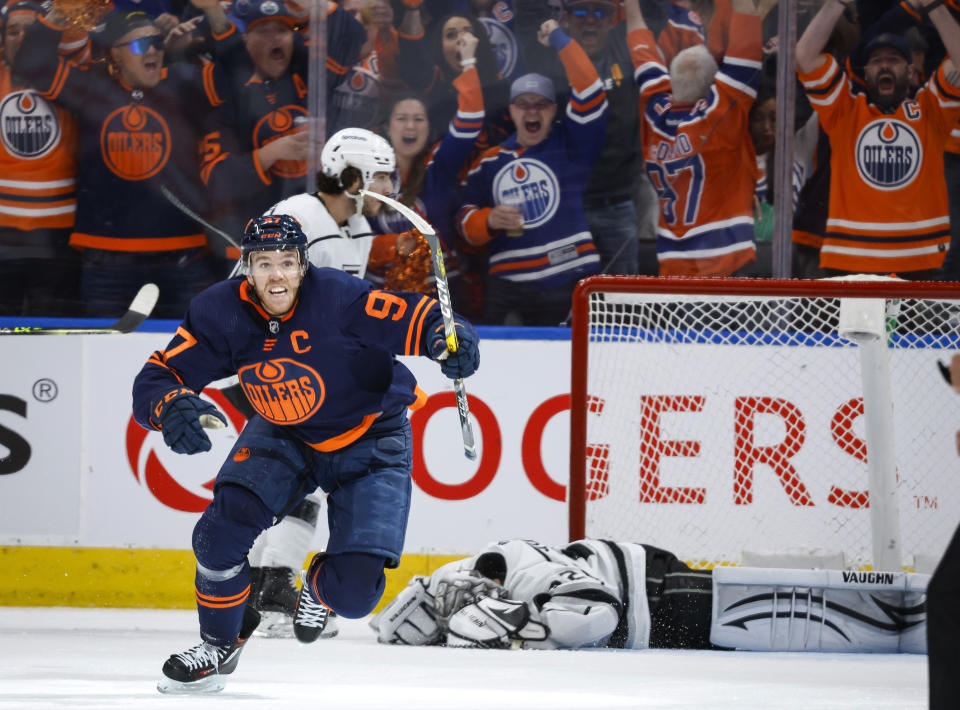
[360,189,478,460]
[160,185,240,248]
[0,283,159,335]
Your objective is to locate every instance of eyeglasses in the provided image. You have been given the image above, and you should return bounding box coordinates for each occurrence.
[570,6,615,20]
[115,34,164,54]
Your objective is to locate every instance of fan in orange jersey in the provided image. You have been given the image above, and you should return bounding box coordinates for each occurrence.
[796,0,960,278]
[626,0,776,277]
[0,0,80,316]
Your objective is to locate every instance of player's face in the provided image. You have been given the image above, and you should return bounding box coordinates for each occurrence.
[509,92,557,148]
[388,99,430,160]
[865,48,910,110]
[361,171,395,216]
[246,249,304,316]
[110,27,165,89]
[563,2,616,58]
[441,16,476,73]
[3,13,36,66]
[244,19,294,81]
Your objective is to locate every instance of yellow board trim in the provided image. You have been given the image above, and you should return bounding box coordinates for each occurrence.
[0,547,467,612]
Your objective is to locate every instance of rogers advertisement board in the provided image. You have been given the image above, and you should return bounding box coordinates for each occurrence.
[0,331,571,553]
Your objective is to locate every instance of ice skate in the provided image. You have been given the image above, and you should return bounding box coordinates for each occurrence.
[253,566,340,639]
[157,606,260,694]
[293,554,334,643]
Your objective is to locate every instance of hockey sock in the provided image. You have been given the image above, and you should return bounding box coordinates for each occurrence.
[195,559,252,647]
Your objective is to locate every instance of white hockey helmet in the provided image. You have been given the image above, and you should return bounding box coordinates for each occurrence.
[321,128,396,210]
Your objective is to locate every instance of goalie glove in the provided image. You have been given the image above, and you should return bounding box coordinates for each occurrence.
[433,569,506,619]
[446,597,549,649]
[369,577,443,645]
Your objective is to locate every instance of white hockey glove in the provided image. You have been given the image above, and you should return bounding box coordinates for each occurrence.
[434,569,506,618]
[369,577,443,645]
[446,597,549,649]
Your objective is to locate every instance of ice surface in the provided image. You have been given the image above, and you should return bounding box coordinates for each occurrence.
[0,607,926,710]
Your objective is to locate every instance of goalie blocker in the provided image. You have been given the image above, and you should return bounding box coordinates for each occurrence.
[371,539,928,653]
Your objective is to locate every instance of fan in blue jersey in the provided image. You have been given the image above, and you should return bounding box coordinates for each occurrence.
[133,213,480,694]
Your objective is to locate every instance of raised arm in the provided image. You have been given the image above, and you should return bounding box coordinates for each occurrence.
[910,0,960,80]
[624,0,648,34]
[796,0,852,74]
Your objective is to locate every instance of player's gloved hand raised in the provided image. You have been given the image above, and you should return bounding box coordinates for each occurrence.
[158,391,227,455]
[428,321,479,380]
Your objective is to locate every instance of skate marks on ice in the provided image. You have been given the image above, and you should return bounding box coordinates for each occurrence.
[0,607,926,710]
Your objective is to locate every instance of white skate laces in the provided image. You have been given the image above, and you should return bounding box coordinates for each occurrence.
[293,571,332,643]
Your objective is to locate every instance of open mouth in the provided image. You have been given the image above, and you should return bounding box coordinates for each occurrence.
[877,73,896,93]
[144,58,160,71]
[524,120,542,134]
[270,47,285,61]
[401,136,419,146]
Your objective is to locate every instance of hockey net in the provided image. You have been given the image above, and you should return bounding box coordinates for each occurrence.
[569,276,960,572]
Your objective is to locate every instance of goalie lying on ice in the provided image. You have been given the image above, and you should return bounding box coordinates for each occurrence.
[370,539,928,653]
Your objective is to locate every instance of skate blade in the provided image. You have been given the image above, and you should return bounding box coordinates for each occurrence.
[253,611,295,639]
[157,674,226,694]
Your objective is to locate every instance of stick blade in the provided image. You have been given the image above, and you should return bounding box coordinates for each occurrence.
[111,283,159,333]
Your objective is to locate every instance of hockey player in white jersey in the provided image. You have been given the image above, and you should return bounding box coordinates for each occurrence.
[221,127,396,639]
[371,538,928,653]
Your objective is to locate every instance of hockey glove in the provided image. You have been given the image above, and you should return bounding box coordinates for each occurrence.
[157,391,226,455]
[427,321,479,380]
[369,576,443,645]
[446,597,549,649]
[434,569,506,619]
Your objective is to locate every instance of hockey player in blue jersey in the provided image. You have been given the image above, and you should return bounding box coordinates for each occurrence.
[132,213,480,694]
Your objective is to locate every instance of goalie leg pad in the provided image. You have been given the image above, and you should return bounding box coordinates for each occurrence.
[370,577,443,645]
[709,567,928,653]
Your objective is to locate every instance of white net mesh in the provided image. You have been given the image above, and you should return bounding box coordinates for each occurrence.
[574,281,960,571]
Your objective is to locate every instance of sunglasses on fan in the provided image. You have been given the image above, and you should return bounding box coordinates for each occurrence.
[570,5,615,19]
[115,34,164,54]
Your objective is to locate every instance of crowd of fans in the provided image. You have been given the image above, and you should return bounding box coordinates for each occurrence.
[1,0,958,324]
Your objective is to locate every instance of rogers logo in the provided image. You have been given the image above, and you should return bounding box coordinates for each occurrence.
[125,389,246,512]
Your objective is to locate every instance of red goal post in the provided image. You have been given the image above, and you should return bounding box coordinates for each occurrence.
[569,275,960,572]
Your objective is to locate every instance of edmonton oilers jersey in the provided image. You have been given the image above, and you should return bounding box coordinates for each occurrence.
[799,54,960,273]
[133,266,443,451]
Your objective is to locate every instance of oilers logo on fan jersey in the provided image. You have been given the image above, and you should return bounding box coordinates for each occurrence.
[0,91,61,158]
[492,159,559,229]
[481,15,520,81]
[101,104,171,181]
[855,119,921,190]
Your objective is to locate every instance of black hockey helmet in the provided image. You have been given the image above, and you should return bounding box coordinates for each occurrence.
[241,214,307,267]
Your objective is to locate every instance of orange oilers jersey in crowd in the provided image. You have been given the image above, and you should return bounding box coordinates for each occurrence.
[799,55,960,273]
[0,63,78,231]
[630,11,762,277]
[657,2,706,67]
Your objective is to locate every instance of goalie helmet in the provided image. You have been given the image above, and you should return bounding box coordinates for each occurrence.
[241,214,307,267]
[321,128,395,211]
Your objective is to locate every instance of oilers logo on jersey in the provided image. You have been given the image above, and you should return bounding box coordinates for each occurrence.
[492,158,560,229]
[855,119,922,190]
[480,16,519,81]
[256,107,308,178]
[101,104,171,181]
[0,90,61,158]
[237,358,325,424]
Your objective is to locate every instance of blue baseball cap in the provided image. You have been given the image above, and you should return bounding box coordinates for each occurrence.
[229,0,298,33]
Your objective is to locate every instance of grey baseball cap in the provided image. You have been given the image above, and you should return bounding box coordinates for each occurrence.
[510,73,556,103]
